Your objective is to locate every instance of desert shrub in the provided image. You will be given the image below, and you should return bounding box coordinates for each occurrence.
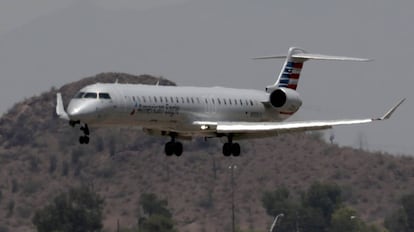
[28,155,40,172]
[0,225,9,232]
[7,200,15,217]
[95,163,116,179]
[198,189,214,209]
[32,186,104,232]
[95,136,104,152]
[17,205,32,219]
[61,160,69,176]
[11,179,18,193]
[71,147,85,165]
[22,179,41,195]
[49,155,57,174]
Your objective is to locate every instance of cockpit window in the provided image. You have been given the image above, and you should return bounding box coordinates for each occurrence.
[74,92,85,98]
[84,92,97,99]
[99,93,111,99]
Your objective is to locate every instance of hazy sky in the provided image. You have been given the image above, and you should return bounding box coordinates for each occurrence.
[0,0,412,154]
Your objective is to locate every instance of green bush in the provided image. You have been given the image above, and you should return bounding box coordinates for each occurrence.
[32,186,104,232]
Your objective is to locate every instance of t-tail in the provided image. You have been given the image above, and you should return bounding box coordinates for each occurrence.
[253,47,372,93]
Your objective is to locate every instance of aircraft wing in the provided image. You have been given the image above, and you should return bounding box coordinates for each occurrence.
[195,98,405,135]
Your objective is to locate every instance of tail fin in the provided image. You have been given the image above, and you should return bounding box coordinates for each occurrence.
[254,47,371,93]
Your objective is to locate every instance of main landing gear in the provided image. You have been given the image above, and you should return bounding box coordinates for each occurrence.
[70,120,90,145]
[164,134,183,156]
[222,135,240,157]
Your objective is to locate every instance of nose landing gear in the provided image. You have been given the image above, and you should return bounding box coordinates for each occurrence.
[79,124,90,144]
[70,120,90,145]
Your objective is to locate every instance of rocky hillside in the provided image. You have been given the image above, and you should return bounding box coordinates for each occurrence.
[0,73,413,232]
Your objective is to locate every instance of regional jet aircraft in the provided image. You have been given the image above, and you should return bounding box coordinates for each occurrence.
[56,47,404,156]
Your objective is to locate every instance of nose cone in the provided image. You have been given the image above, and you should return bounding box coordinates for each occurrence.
[67,99,96,120]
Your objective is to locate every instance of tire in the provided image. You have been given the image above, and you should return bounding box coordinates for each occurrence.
[174,142,183,156]
[79,136,85,144]
[164,142,174,156]
[231,143,241,157]
[223,143,232,156]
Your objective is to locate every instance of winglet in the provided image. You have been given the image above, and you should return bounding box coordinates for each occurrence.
[375,98,406,121]
[56,93,70,120]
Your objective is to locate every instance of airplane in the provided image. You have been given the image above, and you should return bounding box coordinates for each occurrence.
[56,47,405,157]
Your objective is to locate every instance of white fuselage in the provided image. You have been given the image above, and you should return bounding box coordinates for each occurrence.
[66,83,291,137]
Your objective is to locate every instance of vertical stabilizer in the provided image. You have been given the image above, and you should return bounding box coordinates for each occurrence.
[274,47,306,91]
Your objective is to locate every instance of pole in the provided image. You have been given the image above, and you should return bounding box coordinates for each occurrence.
[229,165,237,232]
[269,213,284,232]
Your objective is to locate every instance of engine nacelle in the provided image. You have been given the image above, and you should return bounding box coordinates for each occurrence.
[269,88,302,114]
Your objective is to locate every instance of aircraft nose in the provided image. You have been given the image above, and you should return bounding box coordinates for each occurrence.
[67,100,95,119]
[67,101,82,117]
[67,105,79,117]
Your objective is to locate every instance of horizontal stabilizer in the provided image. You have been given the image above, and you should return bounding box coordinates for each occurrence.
[253,53,372,62]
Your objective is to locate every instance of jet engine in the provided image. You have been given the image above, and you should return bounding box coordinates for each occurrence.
[269,88,302,114]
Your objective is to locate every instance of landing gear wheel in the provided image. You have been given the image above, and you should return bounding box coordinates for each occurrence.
[84,136,90,144]
[232,143,240,156]
[165,142,174,156]
[79,136,90,144]
[223,143,232,156]
[76,123,90,145]
[164,142,184,156]
[174,142,183,156]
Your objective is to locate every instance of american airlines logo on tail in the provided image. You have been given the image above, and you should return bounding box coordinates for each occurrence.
[278,61,304,90]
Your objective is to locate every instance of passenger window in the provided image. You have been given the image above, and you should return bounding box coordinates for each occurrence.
[74,92,85,98]
[250,100,254,106]
[176,97,179,103]
[165,97,168,103]
[228,99,232,105]
[205,98,208,104]
[170,97,174,103]
[142,96,146,103]
[217,98,221,104]
[84,92,97,99]
[191,98,194,104]
[181,97,185,103]
[154,96,157,103]
[196,98,200,104]
[240,99,243,105]
[159,97,163,103]
[186,97,190,104]
[224,99,227,105]
[212,99,215,104]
